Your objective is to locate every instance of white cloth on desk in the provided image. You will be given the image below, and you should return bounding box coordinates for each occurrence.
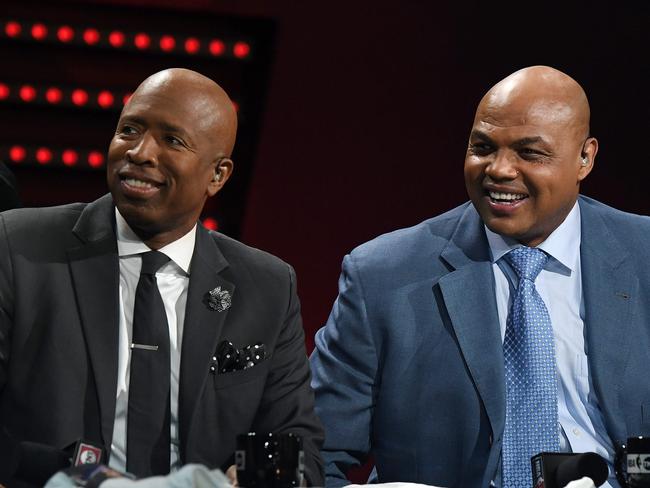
[344,479,596,488]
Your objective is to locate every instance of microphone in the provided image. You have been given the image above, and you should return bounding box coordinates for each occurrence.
[11,439,106,486]
[531,452,609,488]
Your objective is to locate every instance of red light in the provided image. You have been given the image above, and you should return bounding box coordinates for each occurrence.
[233,41,250,58]
[62,149,78,166]
[9,145,26,163]
[36,147,53,165]
[31,23,48,40]
[202,217,219,231]
[71,89,88,106]
[184,37,200,54]
[159,35,175,52]
[97,91,114,108]
[0,83,9,100]
[83,28,100,45]
[45,87,63,104]
[57,25,74,42]
[19,85,37,102]
[88,151,104,168]
[122,93,132,105]
[209,39,225,56]
[232,101,239,112]
[134,33,150,50]
[5,21,22,37]
[108,30,125,47]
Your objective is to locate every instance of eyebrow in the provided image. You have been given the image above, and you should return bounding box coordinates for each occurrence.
[158,121,189,137]
[121,116,194,142]
[469,130,547,147]
[469,130,493,143]
[513,136,545,146]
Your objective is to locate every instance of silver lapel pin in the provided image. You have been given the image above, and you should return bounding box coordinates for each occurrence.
[207,286,232,312]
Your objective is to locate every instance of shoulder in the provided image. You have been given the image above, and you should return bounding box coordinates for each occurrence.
[579,195,650,257]
[579,195,650,233]
[0,202,92,263]
[1,202,87,235]
[208,230,294,278]
[348,202,472,269]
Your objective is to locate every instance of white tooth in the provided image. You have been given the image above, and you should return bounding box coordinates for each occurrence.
[126,178,154,189]
[490,191,525,201]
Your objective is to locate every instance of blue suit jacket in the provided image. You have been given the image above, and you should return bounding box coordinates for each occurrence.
[310,196,650,487]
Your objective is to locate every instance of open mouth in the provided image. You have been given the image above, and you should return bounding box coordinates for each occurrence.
[119,174,165,197]
[488,191,528,204]
[122,177,160,190]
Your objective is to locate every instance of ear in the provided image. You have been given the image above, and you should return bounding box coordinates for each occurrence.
[577,137,598,182]
[207,157,234,197]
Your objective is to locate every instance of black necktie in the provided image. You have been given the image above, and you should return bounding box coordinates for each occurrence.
[127,251,171,476]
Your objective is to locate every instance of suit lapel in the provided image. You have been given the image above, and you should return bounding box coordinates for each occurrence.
[67,194,120,451]
[579,199,638,436]
[178,225,234,459]
[437,205,505,440]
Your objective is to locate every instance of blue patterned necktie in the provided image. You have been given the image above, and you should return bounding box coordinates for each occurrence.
[502,247,559,488]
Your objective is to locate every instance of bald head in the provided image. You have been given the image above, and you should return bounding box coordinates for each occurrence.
[129,68,238,156]
[476,65,591,140]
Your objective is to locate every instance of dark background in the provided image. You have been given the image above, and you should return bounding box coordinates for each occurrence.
[3,0,649,351]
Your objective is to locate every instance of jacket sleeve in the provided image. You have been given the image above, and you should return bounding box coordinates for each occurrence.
[310,253,379,487]
[0,213,15,391]
[251,264,325,487]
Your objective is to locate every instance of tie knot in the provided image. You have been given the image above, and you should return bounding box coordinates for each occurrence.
[140,251,170,275]
[504,246,548,282]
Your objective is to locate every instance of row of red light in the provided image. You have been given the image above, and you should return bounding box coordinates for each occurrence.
[0,81,128,111]
[0,82,241,114]
[2,20,251,59]
[3,145,105,169]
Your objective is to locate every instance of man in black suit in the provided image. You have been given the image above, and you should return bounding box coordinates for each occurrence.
[0,162,21,212]
[0,68,323,485]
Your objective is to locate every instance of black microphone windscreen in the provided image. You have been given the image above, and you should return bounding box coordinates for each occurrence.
[555,452,609,487]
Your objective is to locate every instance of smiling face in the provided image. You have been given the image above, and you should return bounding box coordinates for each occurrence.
[107,69,235,248]
[464,66,597,247]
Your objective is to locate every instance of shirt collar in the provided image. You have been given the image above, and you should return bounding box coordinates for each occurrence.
[115,208,196,274]
[484,201,581,273]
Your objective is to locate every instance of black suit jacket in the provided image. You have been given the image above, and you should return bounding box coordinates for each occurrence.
[0,194,324,485]
[0,162,21,212]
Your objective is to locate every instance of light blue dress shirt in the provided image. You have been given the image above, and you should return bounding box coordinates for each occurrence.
[485,202,619,487]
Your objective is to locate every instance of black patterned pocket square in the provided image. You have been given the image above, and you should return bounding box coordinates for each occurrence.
[213,340,267,374]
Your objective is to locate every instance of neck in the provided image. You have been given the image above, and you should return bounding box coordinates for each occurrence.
[135,224,196,250]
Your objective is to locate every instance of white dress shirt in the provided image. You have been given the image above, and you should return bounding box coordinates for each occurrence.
[485,202,619,487]
[109,209,195,473]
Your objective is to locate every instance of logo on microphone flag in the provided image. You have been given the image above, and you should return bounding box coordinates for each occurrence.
[74,442,103,465]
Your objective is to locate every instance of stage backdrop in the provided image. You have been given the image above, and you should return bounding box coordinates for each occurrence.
[4,0,648,353]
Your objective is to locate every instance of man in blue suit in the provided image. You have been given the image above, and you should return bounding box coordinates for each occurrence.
[310,66,650,487]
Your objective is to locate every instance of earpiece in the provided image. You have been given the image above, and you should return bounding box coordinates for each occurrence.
[581,156,589,166]
[213,170,221,182]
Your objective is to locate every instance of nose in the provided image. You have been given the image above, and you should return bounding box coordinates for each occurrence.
[484,150,518,181]
[125,132,159,166]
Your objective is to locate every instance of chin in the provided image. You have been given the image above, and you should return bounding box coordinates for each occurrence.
[117,204,161,231]
[484,219,531,242]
